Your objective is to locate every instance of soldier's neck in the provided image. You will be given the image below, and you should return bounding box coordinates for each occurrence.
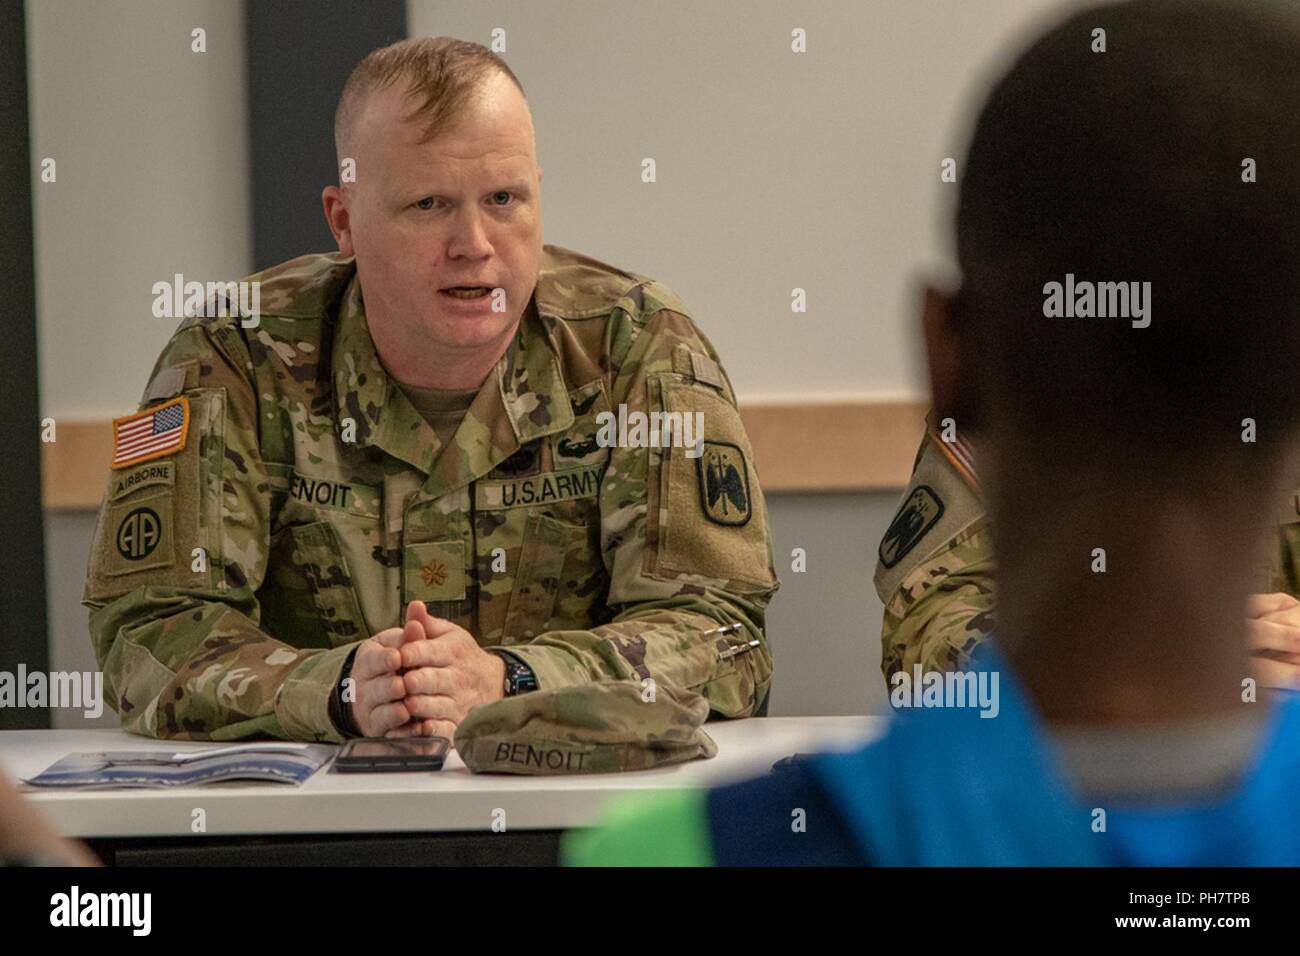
[992,478,1262,729]
[371,321,518,391]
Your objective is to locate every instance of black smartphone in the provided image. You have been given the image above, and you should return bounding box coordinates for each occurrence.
[334,736,450,773]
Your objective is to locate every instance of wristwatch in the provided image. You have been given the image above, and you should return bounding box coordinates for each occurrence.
[494,650,539,697]
[331,646,363,737]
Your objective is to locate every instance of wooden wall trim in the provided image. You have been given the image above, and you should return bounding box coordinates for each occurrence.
[742,400,927,493]
[41,400,929,510]
[44,421,116,512]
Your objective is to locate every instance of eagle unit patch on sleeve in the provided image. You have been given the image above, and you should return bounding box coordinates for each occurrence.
[111,396,190,469]
[879,485,945,569]
[696,440,751,526]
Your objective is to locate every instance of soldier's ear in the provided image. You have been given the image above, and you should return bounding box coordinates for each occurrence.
[322,185,355,257]
[921,284,982,431]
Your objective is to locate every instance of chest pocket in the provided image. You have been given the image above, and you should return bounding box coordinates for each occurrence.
[503,513,583,641]
[263,520,368,649]
[473,462,608,644]
[262,463,389,647]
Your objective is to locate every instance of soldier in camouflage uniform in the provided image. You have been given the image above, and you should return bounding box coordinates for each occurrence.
[874,411,993,681]
[876,411,1300,685]
[83,38,777,743]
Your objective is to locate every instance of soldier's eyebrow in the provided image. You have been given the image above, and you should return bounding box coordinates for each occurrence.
[398,179,533,203]
[492,180,532,193]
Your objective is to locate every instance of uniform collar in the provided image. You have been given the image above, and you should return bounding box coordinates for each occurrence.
[331,274,574,492]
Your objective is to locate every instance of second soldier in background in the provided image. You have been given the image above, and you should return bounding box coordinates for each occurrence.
[877,412,1300,687]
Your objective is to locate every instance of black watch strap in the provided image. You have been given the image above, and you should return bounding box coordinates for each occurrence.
[493,650,539,697]
[332,645,363,737]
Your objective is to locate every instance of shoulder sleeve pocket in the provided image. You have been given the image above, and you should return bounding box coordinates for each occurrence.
[646,375,776,592]
[874,431,985,604]
[83,389,221,605]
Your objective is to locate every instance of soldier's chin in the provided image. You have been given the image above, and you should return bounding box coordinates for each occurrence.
[430,312,513,347]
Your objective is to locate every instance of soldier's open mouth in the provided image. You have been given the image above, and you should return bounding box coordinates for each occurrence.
[441,286,491,299]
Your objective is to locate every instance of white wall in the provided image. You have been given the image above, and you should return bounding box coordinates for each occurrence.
[410,0,1076,402]
[30,0,1087,724]
[28,0,251,420]
[29,0,251,726]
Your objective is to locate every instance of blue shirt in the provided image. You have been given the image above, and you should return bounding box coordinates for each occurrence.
[707,648,1300,866]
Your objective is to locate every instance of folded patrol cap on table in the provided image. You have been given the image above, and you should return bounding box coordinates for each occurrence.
[454,681,718,775]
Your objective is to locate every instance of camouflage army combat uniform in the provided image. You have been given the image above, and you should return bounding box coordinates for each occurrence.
[875,411,1300,680]
[84,246,779,741]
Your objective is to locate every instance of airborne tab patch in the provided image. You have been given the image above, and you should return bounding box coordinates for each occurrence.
[879,485,945,569]
[697,441,751,526]
[110,461,174,500]
[111,396,190,470]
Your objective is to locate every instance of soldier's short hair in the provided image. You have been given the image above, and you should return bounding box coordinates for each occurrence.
[334,36,525,163]
[955,0,1300,462]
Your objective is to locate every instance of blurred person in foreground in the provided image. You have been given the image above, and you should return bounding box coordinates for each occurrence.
[0,771,97,866]
[566,0,1300,865]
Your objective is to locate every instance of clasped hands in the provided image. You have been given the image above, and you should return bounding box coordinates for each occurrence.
[1247,593,1300,690]
[346,600,506,738]
[341,591,1300,738]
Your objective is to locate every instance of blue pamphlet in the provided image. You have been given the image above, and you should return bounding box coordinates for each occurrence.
[24,743,333,789]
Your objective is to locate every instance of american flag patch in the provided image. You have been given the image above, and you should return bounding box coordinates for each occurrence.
[111,396,190,469]
[931,425,979,491]
[943,432,978,483]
